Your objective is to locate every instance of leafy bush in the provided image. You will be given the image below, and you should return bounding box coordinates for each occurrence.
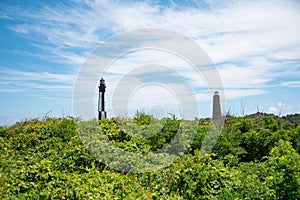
[0,114,299,199]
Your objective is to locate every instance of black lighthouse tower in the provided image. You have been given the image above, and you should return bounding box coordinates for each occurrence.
[98,78,107,120]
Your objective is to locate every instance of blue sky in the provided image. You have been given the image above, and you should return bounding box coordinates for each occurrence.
[0,0,299,125]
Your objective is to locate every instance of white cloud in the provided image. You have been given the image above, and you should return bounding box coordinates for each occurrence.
[0,67,74,82]
[217,64,271,88]
[3,0,300,64]
[1,0,300,118]
[257,105,264,112]
[267,102,291,115]
[278,102,285,108]
[224,89,266,100]
[281,81,300,88]
[268,106,278,113]
[0,67,75,93]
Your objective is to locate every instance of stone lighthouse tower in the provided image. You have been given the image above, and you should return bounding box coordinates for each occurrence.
[98,78,107,120]
[212,91,221,121]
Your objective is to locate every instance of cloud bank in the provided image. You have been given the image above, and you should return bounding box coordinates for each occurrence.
[0,0,299,119]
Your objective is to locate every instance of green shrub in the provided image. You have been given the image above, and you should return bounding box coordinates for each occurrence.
[0,114,299,199]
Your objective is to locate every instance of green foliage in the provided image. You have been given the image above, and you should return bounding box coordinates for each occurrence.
[282,113,300,127]
[0,114,299,199]
[212,114,300,162]
[267,140,300,198]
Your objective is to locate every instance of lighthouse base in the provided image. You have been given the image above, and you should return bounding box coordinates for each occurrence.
[98,111,107,120]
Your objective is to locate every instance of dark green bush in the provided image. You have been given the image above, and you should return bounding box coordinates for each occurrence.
[0,114,299,199]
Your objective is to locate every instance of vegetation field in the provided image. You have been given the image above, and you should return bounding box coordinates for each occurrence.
[0,113,299,199]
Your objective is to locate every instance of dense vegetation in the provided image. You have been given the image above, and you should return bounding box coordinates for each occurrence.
[0,113,299,199]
